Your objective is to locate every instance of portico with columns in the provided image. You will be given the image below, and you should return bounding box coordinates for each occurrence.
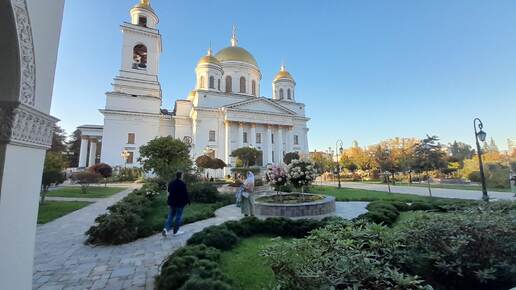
[77,125,103,168]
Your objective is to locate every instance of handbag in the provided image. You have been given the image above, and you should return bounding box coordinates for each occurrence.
[241,191,249,198]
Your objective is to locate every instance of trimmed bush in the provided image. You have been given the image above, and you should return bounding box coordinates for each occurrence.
[358,201,401,225]
[189,183,219,203]
[187,225,239,250]
[394,204,516,290]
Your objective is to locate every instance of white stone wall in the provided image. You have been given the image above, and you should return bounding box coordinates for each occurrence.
[100,113,161,167]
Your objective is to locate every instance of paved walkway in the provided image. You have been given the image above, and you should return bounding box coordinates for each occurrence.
[33,182,243,290]
[45,196,105,202]
[321,181,516,201]
[33,186,368,290]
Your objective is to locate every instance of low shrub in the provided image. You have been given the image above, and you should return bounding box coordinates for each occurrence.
[156,244,233,290]
[189,183,220,203]
[358,201,401,225]
[263,221,431,289]
[408,202,435,211]
[394,204,516,290]
[187,225,239,250]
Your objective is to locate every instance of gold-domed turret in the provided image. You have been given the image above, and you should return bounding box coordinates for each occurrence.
[197,47,222,66]
[273,64,294,82]
[134,0,154,12]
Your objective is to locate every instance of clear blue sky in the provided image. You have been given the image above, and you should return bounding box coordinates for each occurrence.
[51,0,516,151]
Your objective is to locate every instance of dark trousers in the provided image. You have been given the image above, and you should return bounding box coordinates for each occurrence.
[164,206,184,234]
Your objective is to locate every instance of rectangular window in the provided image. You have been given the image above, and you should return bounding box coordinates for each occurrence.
[128,133,135,144]
[209,130,216,142]
[127,152,134,164]
[256,133,261,144]
[271,133,275,144]
[272,151,275,163]
[243,132,248,143]
[294,135,299,145]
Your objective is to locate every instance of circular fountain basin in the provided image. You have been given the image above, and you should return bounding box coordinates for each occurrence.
[254,193,336,218]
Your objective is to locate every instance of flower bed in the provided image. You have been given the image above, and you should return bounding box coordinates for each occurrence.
[255,193,323,204]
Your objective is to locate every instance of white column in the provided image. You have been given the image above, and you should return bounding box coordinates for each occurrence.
[79,136,88,167]
[225,121,231,166]
[286,127,293,153]
[304,128,309,153]
[88,138,97,167]
[250,124,256,147]
[277,126,284,164]
[237,122,244,149]
[266,125,273,164]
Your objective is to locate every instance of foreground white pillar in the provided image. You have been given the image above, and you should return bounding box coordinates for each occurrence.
[88,138,97,167]
[79,136,88,167]
[0,2,65,290]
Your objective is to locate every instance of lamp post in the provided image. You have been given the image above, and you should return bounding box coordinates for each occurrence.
[473,118,488,201]
[335,140,344,189]
[121,150,130,169]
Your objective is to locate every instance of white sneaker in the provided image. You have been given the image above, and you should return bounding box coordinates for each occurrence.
[173,230,185,236]
[162,228,168,237]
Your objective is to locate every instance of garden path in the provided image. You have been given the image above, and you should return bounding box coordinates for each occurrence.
[322,181,516,201]
[33,187,368,290]
[45,196,105,202]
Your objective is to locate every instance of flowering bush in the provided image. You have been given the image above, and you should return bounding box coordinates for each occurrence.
[266,164,288,193]
[287,159,318,192]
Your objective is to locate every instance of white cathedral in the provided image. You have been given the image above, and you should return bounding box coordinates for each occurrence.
[77,0,310,176]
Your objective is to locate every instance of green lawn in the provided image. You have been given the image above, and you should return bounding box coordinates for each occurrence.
[142,192,230,233]
[310,185,463,202]
[395,183,511,192]
[38,201,91,224]
[46,186,127,198]
[220,236,288,290]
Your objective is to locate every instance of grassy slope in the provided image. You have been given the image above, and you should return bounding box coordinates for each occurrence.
[220,236,287,290]
[38,201,91,224]
[46,186,127,198]
[142,192,229,233]
[310,185,464,202]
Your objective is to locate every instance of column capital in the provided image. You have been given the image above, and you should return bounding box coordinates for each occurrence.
[81,136,89,140]
[89,137,98,143]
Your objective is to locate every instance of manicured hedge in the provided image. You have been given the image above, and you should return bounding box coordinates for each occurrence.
[156,216,337,290]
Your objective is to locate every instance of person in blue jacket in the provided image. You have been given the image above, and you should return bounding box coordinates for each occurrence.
[162,172,190,236]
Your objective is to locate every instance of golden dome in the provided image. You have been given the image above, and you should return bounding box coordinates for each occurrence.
[273,65,294,82]
[215,46,259,68]
[197,48,221,66]
[133,0,155,12]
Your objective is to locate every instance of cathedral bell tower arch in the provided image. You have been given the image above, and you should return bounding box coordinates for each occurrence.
[113,0,162,99]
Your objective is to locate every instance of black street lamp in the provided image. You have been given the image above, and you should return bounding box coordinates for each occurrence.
[335,140,344,189]
[474,118,489,201]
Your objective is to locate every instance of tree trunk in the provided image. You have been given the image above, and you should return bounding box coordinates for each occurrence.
[391,173,396,185]
[426,171,432,197]
[386,175,391,193]
[408,171,412,184]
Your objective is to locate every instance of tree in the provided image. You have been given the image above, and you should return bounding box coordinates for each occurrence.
[49,124,67,154]
[374,145,397,190]
[71,171,101,193]
[89,163,113,186]
[310,151,333,174]
[40,152,67,203]
[413,135,448,196]
[231,147,261,168]
[283,152,300,165]
[138,136,192,181]
[67,129,82,167]
[209,158,227,170]
[195,155,212,170]
[448,141,474,166]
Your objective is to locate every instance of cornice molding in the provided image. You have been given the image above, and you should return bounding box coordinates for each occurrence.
[0,102,59,149]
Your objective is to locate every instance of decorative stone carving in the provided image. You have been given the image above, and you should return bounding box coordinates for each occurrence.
[11,0,36,107]
[0,102,59,149]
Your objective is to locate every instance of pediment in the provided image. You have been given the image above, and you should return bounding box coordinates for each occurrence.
[224,98,296,115]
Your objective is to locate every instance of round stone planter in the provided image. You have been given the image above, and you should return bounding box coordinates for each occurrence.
[254,193,336,218]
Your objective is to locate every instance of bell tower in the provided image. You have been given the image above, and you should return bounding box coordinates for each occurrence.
[112,0,162,99]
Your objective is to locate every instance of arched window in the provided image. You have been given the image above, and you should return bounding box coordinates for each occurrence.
[138,16,147,27]
[199,76,205,89]
[287,88,291,99]
[252,80,256,96]
[279,88,284,99]
[218,79,221,91]
[209,76,215,89]
[239,76,246,93]
[132,44,147,69]
[225,76,232,93]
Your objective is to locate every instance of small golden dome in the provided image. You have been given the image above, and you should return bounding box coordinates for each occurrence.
[197,49,222,66]
[133,0,155,12]
[273,65,294,82]
[215,46,259,68]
